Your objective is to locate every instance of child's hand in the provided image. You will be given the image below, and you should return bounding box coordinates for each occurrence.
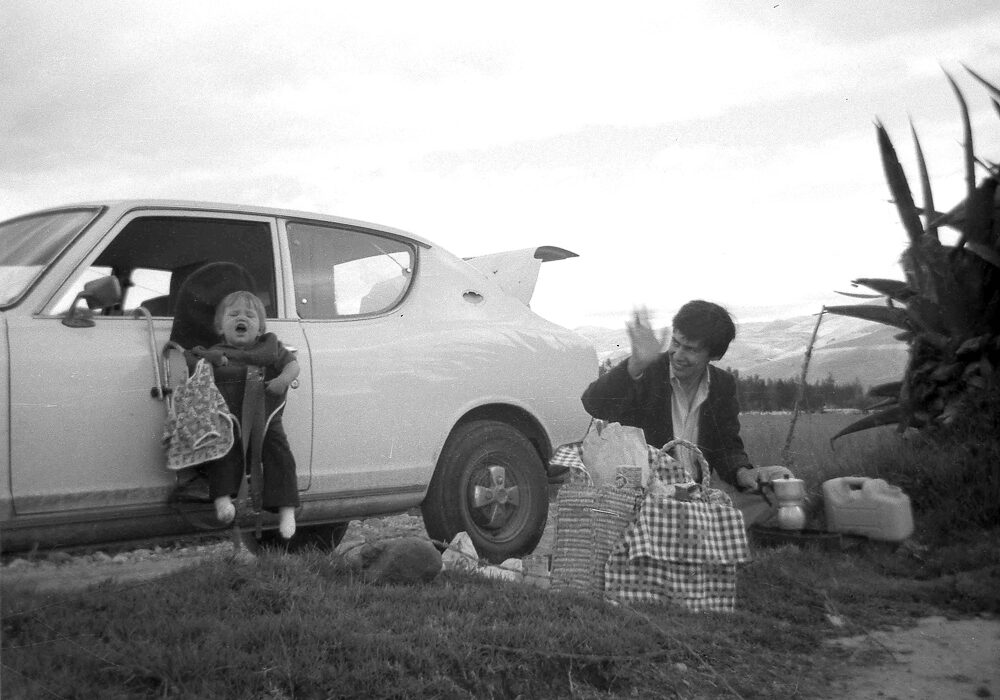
[265,377,289,395]
[191,346,229,366]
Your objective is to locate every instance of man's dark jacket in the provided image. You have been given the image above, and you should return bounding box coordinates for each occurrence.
[580,355,751,487]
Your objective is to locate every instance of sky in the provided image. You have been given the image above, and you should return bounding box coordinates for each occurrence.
[2,1,998,329]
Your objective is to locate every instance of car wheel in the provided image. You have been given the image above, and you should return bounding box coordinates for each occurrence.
[421,420,548,564]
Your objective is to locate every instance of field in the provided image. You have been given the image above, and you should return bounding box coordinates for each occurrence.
[739,411,900,483]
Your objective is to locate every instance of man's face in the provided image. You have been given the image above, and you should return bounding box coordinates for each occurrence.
[667,331,712,383]
[219,299,261,348]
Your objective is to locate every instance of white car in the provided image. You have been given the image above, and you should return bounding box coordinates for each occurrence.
[0,200,596,561]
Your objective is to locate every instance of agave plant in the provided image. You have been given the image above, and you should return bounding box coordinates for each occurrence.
[827,66,1000,442]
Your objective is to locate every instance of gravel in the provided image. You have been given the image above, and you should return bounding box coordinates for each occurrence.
[1,513,428,593]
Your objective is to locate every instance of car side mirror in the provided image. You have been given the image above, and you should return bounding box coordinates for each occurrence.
[62,276,123,328]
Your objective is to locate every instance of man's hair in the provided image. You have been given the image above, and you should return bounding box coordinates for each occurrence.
[215,290,268,335]
[672,300,736,359]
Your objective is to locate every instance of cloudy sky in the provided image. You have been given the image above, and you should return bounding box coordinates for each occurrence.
[3,1,998,329]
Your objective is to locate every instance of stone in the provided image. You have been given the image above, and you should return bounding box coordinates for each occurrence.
[345,536,442,585]
[5,558,33,570]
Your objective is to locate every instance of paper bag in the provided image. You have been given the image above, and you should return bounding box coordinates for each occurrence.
[580,421,649,488]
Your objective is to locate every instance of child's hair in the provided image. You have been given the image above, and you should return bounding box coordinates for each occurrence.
[671,300,736,359]
[215,290,267,335]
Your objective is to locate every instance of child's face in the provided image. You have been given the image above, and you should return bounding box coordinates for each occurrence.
[218,298,261,347]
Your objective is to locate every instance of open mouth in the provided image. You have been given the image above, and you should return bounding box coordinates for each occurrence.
[235,321,248,333]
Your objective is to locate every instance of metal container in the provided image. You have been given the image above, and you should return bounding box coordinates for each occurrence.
[761,475,808,530]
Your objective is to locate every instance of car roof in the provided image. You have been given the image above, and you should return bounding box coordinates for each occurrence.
[23,199,435,248]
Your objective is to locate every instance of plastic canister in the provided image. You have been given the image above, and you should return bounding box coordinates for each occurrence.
[822,477,914,542]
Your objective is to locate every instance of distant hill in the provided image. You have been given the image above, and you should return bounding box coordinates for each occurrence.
[573,312,908,389]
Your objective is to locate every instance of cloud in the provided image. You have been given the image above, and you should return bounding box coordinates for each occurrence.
[2,2,997,330]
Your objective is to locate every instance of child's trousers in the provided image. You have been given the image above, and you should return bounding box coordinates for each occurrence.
[206,418,300,512]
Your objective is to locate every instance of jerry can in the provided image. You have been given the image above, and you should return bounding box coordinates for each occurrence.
[822,476,914,542]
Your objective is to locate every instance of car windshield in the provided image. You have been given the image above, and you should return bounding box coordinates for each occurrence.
[0,208,101,307]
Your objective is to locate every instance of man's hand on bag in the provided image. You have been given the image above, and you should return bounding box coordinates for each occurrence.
[737,465,794,491]
[626,306,667,378]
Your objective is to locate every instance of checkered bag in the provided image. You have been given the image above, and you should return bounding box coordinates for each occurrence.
[604,492,750,612]
[650,438,709,488]
[603,439,750,612]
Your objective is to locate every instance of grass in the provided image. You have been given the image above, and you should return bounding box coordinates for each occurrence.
[3,412,997,699]
[739,411,898,479]
[3,537,998,700]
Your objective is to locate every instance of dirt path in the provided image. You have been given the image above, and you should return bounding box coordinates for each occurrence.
[825,615,1000,699]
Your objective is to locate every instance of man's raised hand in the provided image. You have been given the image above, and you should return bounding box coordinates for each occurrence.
[626,306,666,378]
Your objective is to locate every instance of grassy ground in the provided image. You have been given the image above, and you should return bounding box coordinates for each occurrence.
[3,412,997,699]
[3,533,997,700]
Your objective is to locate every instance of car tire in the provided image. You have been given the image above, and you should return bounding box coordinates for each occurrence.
[421,420,548,564]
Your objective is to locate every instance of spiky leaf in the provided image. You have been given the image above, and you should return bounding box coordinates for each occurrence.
[945,70,976,248]
[869,381,903,398]
[851,278,915,302]
[965,241,1000,268]
[911,120,938,241]
[825,303,911,331]
[836,291,882,299]
[830,405,906,444]
[964,64,1000,106]
[876,121,924,245]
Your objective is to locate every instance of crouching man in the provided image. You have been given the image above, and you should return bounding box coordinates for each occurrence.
[581,300,791,525]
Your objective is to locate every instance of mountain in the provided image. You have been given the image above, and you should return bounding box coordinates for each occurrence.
[573,312,908,389]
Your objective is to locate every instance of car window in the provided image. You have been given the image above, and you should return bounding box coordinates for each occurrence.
[287,221,414,319]
[50,216,278,317]
[0,207,101,307]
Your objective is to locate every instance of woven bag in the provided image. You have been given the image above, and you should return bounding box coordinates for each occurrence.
[550,465,643,594]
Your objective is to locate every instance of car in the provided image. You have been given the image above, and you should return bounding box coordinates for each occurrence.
[0,200,596,562]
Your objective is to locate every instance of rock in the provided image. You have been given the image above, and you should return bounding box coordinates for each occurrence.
[46,551,74,564]
[441,532,480,573]
[5,558,34,570]
[344,536,442,585]
[479,558,524,583]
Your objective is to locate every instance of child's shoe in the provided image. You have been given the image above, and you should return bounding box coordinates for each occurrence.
[214,496,236,524]
[279,507,296,540]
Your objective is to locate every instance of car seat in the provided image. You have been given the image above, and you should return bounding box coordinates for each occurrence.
[163,261,281,544]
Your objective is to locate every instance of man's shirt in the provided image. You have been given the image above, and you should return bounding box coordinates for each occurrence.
[670,365,710,480]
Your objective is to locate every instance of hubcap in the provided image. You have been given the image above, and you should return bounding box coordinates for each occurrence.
[471,464,520,530]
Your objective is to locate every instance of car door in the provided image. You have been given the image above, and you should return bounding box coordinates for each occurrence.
[284,219,431,498]
[7,209,312,515]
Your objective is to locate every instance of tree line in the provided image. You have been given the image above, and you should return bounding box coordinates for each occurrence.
[597,358,869,412]
[726,370,868,412]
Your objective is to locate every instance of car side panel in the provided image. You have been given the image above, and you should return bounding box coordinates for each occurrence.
[0,314,11,521]
[303,245,595,499]
[8,315,177,513]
